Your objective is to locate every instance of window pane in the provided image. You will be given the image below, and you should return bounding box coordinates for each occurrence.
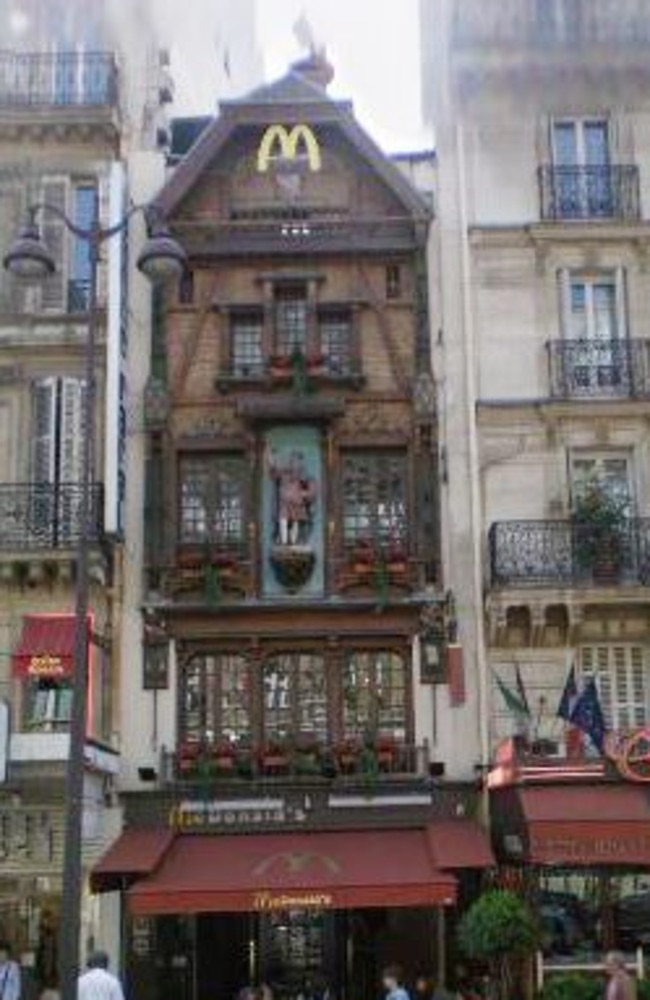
[178,454,246,547]
[343,651,407,740]
[26,681,72,730]
[319,310,352,375]
[181,654,250,745]
[584,122,609,166]
[553,122,578,167]
[275,286,308,356]
[342,452,407,546]
[263,652,326,742]
[231,312,263,376]
[581,645,647,731]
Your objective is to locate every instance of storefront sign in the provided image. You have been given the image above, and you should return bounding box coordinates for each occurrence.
[26,654,67,677]
[252,890,333,912]
[530,833,650,864]
[257,124,321,173]
[607,728,650,783]
[168,798,308,831]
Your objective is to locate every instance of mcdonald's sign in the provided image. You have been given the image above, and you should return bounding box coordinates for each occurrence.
[257,124,322,173]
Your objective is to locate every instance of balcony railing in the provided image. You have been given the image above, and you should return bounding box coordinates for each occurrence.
[489,518,650,587]
[0,483,104,550]
[162,739,430,785]
[547,339,650,399]
[538,165,641,221]
[0,52,117,108]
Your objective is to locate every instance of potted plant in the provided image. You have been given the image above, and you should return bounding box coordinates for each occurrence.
[458,889,540,1000]
[259,739,290,775]
[212,741,236,775]
[572,481,628,583]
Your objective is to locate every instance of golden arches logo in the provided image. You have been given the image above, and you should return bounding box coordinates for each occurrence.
[252,850,341,877]
[257,124,322,173]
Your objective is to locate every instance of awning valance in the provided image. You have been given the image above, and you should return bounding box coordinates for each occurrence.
[126,828,459,915]
[493,785,650,866]
[12,614,79,679]
[90,829,175,893]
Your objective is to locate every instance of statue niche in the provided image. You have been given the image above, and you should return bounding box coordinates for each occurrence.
[266,442,318,592]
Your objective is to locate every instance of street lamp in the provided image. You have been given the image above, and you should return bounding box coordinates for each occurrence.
[3,198,186,1000]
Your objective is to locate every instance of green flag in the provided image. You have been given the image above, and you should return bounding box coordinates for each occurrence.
[495,672,530,721]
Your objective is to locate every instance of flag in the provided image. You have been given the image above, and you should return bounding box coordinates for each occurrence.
[557,665,578,721]
[569,677,606,753]
[515,664,530,717]
[495,672,530,729]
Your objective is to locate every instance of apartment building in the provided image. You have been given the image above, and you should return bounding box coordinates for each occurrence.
[423,0,650,972]
[0,0,174,986]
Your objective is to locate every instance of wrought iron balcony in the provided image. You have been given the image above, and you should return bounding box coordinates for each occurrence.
[538,165,640,221]
[547,339,650,399]
[0,483,104,550]
[0,52,117,108]
[489,518,650,587]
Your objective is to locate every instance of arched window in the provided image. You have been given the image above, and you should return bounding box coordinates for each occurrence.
[263,652,327,742]
[180,653,251,745]
[343,651,407,740]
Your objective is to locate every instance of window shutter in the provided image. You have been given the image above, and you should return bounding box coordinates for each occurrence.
[614,266,627,340]
[39,177,68,312]
[59,377,86,482]
[581,644,647,731]
[30,378,57,484]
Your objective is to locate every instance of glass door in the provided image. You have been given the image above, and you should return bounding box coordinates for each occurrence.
[552,119,611,217]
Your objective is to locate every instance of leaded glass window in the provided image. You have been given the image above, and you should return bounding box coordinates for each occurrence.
[319,309,352,375]
[181,654,251,745]
[342,451,408,546]
[263,652,327,741]
[231,311,264,376]
[343,650,407,739]
[178,454,246,548]
[275,285,308,356]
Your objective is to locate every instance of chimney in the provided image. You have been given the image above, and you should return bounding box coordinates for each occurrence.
[291,49,334,91]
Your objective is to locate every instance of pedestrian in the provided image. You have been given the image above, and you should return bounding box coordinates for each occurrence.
[77,951,124,1000]
[604,952,637,1000]
[0,942,21,1000]
[382,967,410,1000]
[415,975,447,1000]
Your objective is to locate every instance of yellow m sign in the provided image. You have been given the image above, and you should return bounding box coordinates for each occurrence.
[257,124,322,173]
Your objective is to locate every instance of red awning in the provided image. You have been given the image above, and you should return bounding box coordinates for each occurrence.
[128,828,458,915]
[428,820,494,869]
[518,786,650,865]
[12,614,78,679]
[91,829,175,893]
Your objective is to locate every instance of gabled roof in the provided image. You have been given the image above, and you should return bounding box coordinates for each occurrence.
[154,68,430,222]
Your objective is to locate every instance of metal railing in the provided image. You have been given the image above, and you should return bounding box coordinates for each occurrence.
[0,52,117,108]
[0,483,104,550]
[547,339,650,399]
[162,740,430,784]
[538,165,641,221]
[489,518,650,587]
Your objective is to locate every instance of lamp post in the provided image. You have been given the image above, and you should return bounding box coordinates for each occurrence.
[3,197,186,1000]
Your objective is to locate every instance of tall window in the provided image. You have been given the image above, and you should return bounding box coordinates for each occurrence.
[343,651,407,739]
[552,119,612,218]
[581,645,647,731]
[560,272,626,391]
[181,654,251,745]
[230,311,264,376]
[178,454,246,548]
[275,285,308,356]
[263,652,327,742]
[570,452,633,513]
[318,309,353,375]
[342,451,408,547]
[40,177,98,313]
[31,377,86,543]
[567,275,619,343]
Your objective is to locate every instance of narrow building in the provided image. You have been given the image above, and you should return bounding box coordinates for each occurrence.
[93,55,492,1000]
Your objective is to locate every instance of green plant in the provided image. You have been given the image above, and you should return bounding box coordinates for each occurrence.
[458,890,539,1000]
[541,973,601,1000]
[572,480,628,575]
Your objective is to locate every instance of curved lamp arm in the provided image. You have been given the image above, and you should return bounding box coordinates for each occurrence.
[25,198,158,244]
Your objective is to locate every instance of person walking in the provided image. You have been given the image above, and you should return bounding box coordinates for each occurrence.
[0,943,20,1000]
[77,952,124,1000]
[604,952,637,1000]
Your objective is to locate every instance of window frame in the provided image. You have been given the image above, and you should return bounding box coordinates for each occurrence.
[179,652,252,747]
[340,449,409,552]
[229,308,265,377]
[24,678,73,732]
[262,650,328,744]
[177,451,248,552]
[342,649,410,741]
[580,645,648,732]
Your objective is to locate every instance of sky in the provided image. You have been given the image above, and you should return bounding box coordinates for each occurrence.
[169,0,429,154]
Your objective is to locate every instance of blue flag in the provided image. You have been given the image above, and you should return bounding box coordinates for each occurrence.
[557,666,578,721]
[569,677,606,753]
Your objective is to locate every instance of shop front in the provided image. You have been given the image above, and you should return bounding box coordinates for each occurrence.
[491,779,650,983]
[93,813,492,1000]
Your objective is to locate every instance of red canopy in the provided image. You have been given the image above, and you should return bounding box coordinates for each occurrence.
[90,829,175,893]
[127,828,459,915]
[12,614,79,679]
